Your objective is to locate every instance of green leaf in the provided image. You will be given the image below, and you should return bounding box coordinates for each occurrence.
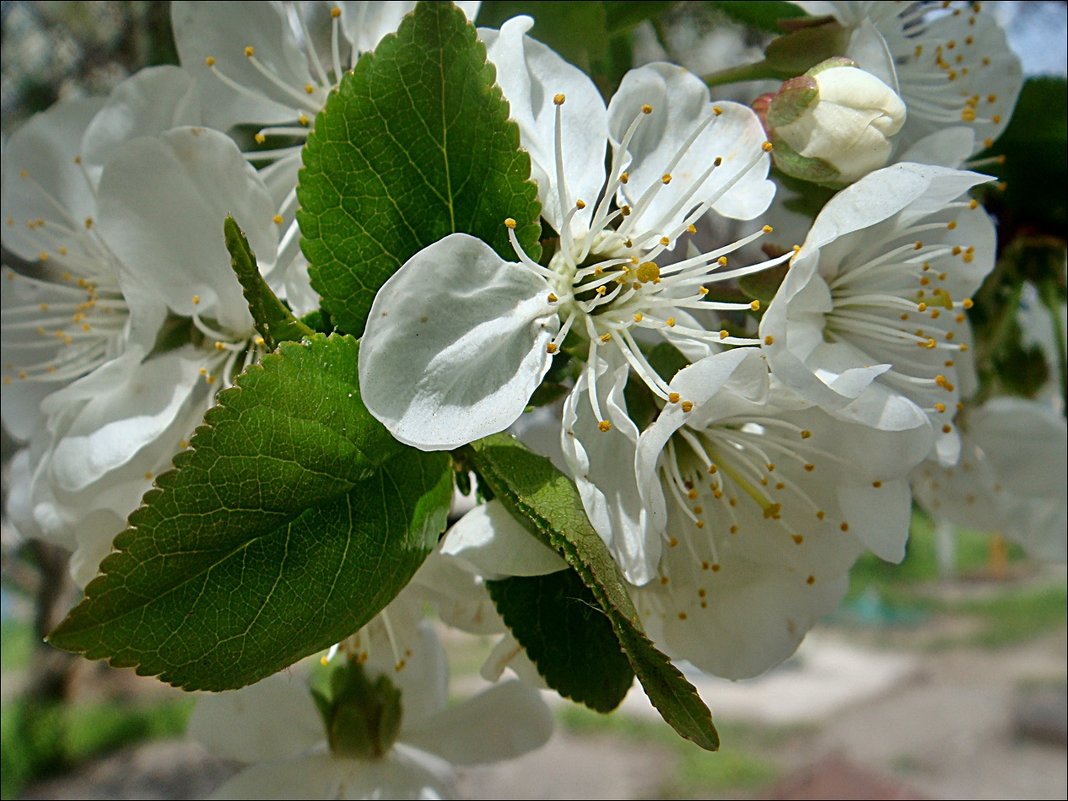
[486,569,635,713]
[466,434,719,751]
[223,216,313,348]
[298,2,542,336]
[49,335,453,691]
[709,1,807,33]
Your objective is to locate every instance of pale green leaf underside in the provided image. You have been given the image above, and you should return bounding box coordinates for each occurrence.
[50,335,453,691]
[467,434,719,751]
[298,1,542,337]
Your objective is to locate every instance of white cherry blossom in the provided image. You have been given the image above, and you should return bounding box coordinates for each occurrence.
[913,397,1067,562]
[797,0,1023,166]
[190,623,552,800]
[760,162,996,464]
[631,348,930,676]
[359,18,779,452]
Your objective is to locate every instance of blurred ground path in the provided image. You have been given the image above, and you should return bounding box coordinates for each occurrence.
[16,577,1068,800]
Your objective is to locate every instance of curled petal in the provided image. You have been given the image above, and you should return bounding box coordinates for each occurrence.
[480,16,607,234]
[442,500,567,578]
[359,233,557,451]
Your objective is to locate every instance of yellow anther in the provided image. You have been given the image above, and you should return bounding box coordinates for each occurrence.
[641,104,653,114]
[84,216,94,228]
[598,420,612,432]
[272,214,283,224]
[595,285,607,296]
[806,575,816,585]
[298,113,310,126]
[717,256,728,267]
[719,329,729,340]
[947,220,957,230]
[553,93,566,105]
[712,106,723,116]
[713,156,723,167]
[687,224,697,234]
[872,481,883,488]
[800,429,812,439]
[962,297,974,309]
[546,343,558,354]
[762,224,773,234]
[38,251,48,262]
[961,107,976,122]
[764,335,775,346]
[504,218,516,229]
[547,292,558,303]
[198,367,208,376]
[254,335,266,347]
[214,341,227,351]
[192,294,201,305]
[667,392,681,404]
[698,287,709,296]
[666,317,676,327]
[681,401,694,413]
[749,300,760,311]
[620,171,629,184]
[992,114,1002,124]
[804,463,815,472]
[934,402,947,413]
[635,262,660,284]
[659,236,670,246]
[599,332,612,343]
[205,56,216,66]
[762,141,773,152]
[633,312,643,322]
[244,46,255,57]
[575,199,586,209]
[331,6,342,17]
[304,83,315,94]
[917,302,928,312]
[792,534,804,545]
[661,173,672,185]
[942,423,953,434]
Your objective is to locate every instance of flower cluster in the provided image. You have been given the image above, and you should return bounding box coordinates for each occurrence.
[2,1,1063,798]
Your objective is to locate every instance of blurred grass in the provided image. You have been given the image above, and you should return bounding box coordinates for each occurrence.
[0,620,194,799]
[558,704,783,796]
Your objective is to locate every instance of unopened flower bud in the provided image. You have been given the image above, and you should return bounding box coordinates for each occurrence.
[758,58,906,186]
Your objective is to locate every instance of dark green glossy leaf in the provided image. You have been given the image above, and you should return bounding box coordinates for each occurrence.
[466,434,719,750]
[298,2,542,336]
[49,335,453,691]
[486,569,635,713]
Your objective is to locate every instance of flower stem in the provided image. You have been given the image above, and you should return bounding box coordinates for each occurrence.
[703,60,780,88]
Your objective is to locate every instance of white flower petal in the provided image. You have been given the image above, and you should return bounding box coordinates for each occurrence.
[1,97,104,263]
[609,63,773,228]
[637,556,850,679]
[189,672,323,764]
[359,233,557,450]
[441,500,567,578]
[96,127,277,333]
[480,17,607,234]
[404,681,552,766]
[82,66,202,168]
[171,1,310,130]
